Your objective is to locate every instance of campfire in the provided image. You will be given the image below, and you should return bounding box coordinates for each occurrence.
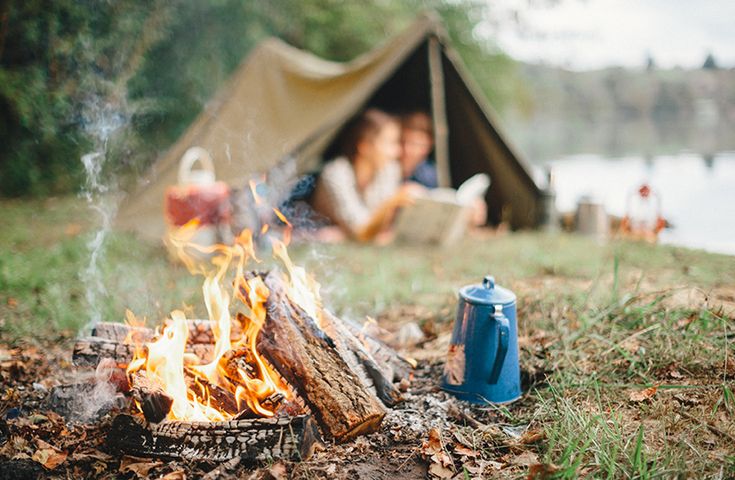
[71,219,414,463]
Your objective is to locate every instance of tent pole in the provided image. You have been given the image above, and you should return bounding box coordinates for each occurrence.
[428,36,451,188]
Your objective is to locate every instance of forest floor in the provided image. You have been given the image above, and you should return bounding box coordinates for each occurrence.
[1,196,734,479]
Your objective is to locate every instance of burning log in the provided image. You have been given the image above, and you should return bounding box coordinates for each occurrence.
[92,322,153,344]
[129,371,174,423]
[106,413,323,462]
[183,367,240,417]
[258,272,385,441]
[72,336,214,367]
[92,319,243,345]
[319,309,402,407]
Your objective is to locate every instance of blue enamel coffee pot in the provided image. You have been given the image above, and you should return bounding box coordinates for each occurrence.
[441,276,521,404]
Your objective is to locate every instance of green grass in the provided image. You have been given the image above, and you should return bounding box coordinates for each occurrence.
[1,196,734,477]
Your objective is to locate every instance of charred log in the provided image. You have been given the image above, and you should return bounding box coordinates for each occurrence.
[72,337,141,368]
[258,272,385,441]
[92,319,243,345]
[183,367,240,416]
[106,413,323,462]
[129,371,174,423]
[72,337,214,367]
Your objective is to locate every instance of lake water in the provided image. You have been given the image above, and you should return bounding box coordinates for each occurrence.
[541,152,735,255]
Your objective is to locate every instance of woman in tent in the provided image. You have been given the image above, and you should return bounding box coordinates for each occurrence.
[312,109,420,242]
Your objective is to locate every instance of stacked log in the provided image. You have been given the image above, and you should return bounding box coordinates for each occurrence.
[70,269,415,459]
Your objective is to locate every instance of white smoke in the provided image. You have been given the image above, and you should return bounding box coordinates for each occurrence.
[79,97,127,332]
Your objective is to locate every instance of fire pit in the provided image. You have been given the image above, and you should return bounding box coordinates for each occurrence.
[67,224,413,464]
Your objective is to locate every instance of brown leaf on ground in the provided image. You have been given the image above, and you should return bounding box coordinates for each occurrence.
[629,385,658,402]
[510,450,539,467]
[421,428,444,457]
[428,462,454,479]
[422,428,455,478]
[119,455,162,477]
[161,470,187,480]
[520,429,546,444]
[266,462,288,480]
[31,440,67,470]
[454,444,479,458]
[527,463,561,479]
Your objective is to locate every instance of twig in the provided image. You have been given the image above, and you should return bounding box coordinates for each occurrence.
[601,323,661,356]
[679,410,735,444]
[447,404,486,430]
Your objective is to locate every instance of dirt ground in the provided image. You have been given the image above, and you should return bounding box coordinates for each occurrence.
[0,315,556,480]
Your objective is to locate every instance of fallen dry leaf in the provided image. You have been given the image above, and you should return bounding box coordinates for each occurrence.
[161,470,186,480]
[421,428,444,457]
[510,450,539,467]
[520,429,546,444]
[120,455,162,477]
[267,462,288,480]
[32,440,67,470]
[428,462,454,479]
[629,385,658,402]
[454,444,479,458]
[527,463,561,479]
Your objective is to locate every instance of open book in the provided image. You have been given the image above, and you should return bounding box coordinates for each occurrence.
[394,173,490,246]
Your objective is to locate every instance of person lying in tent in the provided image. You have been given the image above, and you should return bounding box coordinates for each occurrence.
[399,110,488,227]
[399,111,438,188]
[311,108,421,242]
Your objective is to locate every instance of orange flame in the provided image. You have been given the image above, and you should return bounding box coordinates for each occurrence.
[272,239,323,328]
[272,208,293,246]
[127,223,292,421]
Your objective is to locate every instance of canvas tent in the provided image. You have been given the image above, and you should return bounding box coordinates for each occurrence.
[116,12,541,240]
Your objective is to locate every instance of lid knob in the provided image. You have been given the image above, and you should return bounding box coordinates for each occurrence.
[482,276,495,290]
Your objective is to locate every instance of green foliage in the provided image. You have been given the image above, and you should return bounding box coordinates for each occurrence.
[1,0,521,197]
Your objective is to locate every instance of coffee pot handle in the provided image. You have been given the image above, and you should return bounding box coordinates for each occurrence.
[488,305,510,384]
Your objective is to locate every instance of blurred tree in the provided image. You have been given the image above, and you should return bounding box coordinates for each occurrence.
[0,0,171,196]
[1,0,521,196]
[702,52,719,70]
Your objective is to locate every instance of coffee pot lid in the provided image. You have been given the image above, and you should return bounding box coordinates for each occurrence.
[459,276,516,306]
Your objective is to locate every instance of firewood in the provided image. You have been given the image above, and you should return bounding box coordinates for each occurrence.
[92,319,243,345]
[72,336,214,367]
[128,371,174,423]
[72,337,141,367]
[319,309,402,407]
[106,413,323,462]
[344,321,415,382]
[183,367,240,416]
[257,272,385,441]
[219,346,310,418]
